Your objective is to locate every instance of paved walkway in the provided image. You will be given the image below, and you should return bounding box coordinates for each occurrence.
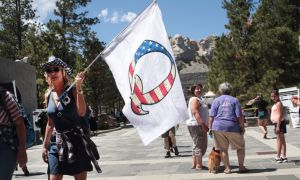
[13,123,300,180]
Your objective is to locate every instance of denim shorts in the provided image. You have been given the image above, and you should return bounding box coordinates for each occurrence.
[0,142,17,180]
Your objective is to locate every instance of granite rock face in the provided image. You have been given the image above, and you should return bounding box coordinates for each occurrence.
[170,34,216,73]
[169,34,216,94]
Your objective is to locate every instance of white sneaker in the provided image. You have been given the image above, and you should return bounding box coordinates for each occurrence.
[275,157,282,163]
[281,157,288,163]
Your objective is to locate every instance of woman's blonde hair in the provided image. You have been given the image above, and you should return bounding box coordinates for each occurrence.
[43,68,71,105]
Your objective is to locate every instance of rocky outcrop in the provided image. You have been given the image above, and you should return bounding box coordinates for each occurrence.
[170,34,216,73]
[170,34,216,95]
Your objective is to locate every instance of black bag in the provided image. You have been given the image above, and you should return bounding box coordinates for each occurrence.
[18,104,35,148]
[59,114,100,161]
[86,136,100,160]
[6,90,35,148]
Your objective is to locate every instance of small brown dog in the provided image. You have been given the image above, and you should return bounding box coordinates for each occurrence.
[207,147,221,173]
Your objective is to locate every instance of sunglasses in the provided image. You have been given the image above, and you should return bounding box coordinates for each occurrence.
[45,67,61,74]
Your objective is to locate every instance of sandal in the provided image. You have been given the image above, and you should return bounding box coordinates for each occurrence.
[238,167,249,173]
[195,166,203,170]
[224,169,231,174]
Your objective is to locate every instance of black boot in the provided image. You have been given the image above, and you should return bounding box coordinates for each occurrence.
[170,147,174,153]
[165,151,171,158]
[22,166,30,176]
[174,146,179,156]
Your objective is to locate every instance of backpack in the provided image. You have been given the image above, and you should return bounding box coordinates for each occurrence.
[20,106,35,148]
[0,85,35,148]
[12,96,35,148]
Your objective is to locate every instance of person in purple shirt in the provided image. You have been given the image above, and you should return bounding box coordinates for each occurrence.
[208,82,248,174]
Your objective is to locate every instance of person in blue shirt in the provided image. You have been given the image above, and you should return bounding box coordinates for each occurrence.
[209,82,248,174]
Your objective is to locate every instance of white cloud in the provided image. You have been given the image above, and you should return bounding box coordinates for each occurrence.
[99,9,108,18]
[121,12,137,23]
[98,9,137,24]
[33,0,56,22]
[110,11,119,24]
[25,19,48,31]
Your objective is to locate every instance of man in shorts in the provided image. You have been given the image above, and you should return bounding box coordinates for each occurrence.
[161,126,179,158]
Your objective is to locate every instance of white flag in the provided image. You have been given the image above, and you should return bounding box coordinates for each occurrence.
[101,1,188,145]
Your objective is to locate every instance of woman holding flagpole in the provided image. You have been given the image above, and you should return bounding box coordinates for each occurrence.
[41,56,99,180]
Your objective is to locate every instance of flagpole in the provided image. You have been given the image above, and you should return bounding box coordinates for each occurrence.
[58,53,102,104]
[64,52,103,93]
[59,0,156,102]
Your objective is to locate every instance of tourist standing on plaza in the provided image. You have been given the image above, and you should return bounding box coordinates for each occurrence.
[186,84,208,170]
[270,89,288,163]
[0,86,27,180]
[248,95,269,139]
[41,56,97,180]
[161,126,179,158]
[208,82,248,174]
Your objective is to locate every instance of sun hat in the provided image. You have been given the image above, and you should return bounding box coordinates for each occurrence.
[41,56,72,77]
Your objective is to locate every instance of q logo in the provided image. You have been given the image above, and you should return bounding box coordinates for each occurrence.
[128,40,176,115]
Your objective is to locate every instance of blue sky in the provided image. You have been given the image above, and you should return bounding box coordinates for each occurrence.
[33,0,228,43]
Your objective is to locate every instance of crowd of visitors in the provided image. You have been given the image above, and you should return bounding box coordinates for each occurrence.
[2,55,299,179]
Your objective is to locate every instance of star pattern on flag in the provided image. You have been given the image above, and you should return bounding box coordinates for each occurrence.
[134,40,170,64]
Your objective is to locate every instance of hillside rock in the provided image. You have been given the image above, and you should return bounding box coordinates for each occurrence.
[170,34,216,73]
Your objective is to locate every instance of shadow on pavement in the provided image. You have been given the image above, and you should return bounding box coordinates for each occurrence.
[178,150,192,153]
[177,145,191,148]
[14,172,46,177]
[177,150,192,157]
[215,165,276,174]
[290,159,300,166]
[241,168,277,174]
[178,154,192,157]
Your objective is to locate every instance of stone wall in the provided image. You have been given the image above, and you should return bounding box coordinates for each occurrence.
[179,72,207,100]
[0,58,37,119]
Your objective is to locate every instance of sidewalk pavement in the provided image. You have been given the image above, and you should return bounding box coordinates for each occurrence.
[14,123,300,180]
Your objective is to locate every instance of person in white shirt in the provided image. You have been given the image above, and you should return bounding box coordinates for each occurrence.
[186,84,209,170]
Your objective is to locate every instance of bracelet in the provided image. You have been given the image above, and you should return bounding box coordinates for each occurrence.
[77,90,83,95]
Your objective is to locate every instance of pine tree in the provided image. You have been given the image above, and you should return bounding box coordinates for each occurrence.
[83,36,122,116]
[208,0,300,101]
[42,0,99,68]
[207,0,254,98]
[248,0,300,95]
[19,25,51,107]
[0,0,36,59]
